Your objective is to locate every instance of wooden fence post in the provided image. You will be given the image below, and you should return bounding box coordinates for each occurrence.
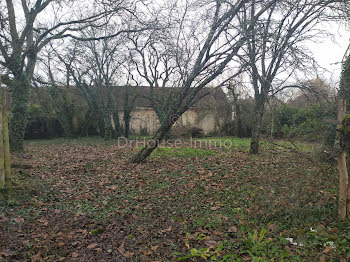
[0,76,11,195]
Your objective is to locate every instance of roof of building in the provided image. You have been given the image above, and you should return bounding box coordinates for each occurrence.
[110,86,228,110]
[34,84,227,109]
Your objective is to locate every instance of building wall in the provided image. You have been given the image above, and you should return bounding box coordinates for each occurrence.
[115,107,221,135]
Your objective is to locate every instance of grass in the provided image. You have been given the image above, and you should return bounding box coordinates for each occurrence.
[1,136,347,262]
[152,147,217,158]
[25,136,109,146]
[197,136,252,151]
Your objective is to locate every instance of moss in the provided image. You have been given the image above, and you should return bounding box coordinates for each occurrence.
[340,55,350,99]
[339,114,350,152]
[9,79,30,152]
[28,104,43,117]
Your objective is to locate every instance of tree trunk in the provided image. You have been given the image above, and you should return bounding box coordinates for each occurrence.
[347,177,350,219]
[9,78,30,152]
[124,114,130,138]
[336,98,349,220]
[338,152,349,219]
[131,123,172,163]
[250,99,264,154]
[113,110,122,138]
[103,108,113,140]
[270,101,275,138]
[0,91,5,190]
[232,90,243,137]
[157,112,172,139]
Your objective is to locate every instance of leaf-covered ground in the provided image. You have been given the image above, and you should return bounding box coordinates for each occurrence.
[0,137,349,261]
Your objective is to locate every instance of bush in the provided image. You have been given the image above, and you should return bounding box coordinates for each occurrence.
[191,127,204,138]
[25,104,64,139]
[171,126,205,138]
[171,125,191,138]
[272,103,337,144]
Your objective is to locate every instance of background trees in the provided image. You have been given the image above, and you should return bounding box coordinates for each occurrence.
[130,0,278,162]
[238,0,340,154]
[0,0,347,164]
[0,0,144,151]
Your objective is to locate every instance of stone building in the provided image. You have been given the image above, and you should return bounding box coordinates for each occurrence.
[25,85,231,138]
[113,86,230,136]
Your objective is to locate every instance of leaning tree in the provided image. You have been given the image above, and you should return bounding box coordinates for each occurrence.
[130,0,278,163]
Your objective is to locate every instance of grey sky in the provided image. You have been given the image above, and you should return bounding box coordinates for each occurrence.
[311,22,349,84]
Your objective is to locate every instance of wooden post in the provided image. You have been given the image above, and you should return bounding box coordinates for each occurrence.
[3,87,11,190]
[0,76,11,194]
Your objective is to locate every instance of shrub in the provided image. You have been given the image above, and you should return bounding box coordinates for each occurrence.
[191,127,204,138]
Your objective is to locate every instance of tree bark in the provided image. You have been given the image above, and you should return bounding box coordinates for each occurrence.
[250,98,264,154]
[336,98,349,220]
[232,88,243,137]
[103,108,113,140]
[113,109,122,138]
[347,177,350,219]
[338,152,349,220]
[124,114,130,138]
[131,123,172,163]
[0,90,5,190]
[9,78,30,152]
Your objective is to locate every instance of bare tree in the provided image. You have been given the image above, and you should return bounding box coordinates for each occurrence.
[0,0,144,151]
[130,0,277,163]
[128,28,179,137]
[237,0,341,154]
[34,50,81,138]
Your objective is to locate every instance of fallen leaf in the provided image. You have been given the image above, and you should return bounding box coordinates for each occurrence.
[124,252,134,258]
[14,217,24,224]
[212,230,224,236]
[117,241,125,254]
[323,246,333,253]
[118,241,134,257]
[151,245,159,251]
[87,243,98,249]
[39,217,48,226]
[71,252,78,258]
[267,223,279,231]
[31,252,42,262]
[228,226,238,233]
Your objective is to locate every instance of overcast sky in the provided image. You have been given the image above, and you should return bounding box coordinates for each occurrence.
[311,22,349,85]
